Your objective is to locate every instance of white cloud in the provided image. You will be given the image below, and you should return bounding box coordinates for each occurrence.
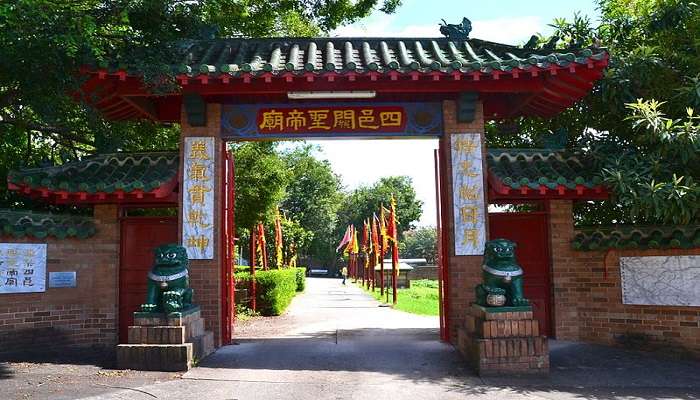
[471,16,544,44]
[333,15,546,45]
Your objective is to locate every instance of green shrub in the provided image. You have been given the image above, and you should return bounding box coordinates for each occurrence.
[235,268,297,316]
[295,267,307,292]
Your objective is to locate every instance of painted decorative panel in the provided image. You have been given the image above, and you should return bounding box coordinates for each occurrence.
[182,137,215,259]
[0,243,47,294]
[451,133,486,256]
[221,102,443,139]
[620,256,700,306]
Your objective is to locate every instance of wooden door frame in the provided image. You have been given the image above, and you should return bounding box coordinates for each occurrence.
[487,209,554,337]
[118,215,178,342]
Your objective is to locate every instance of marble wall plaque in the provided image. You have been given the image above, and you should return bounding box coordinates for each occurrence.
[451,133,486,256]
[0,243,47,294]
[620,256,700,306]
[182,137,215,259]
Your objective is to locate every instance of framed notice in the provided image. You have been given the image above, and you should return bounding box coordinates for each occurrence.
[182,137,215,259]
[621,256,700,306]
[451,133,486,256]
[0,243,47,294]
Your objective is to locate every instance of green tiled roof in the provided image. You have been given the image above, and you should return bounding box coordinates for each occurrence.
[99,38,606,76]
[572,226,700,251]
[487,149,603,191]
[0,210,96,239]
[8,152,178,194]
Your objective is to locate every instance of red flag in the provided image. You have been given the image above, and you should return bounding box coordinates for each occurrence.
[361,219,369,252]
[371,214,380,264]
[274,209,283,268]
[388,194,398,243]
[256,222,268,270]
[336,225,352,253]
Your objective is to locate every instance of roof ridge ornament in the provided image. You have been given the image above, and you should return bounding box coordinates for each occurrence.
[440,17,472,40]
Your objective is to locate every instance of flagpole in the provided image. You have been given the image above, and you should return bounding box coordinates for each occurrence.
[392,238,398,306]
[379,232,385,297]
[250,226,257,312]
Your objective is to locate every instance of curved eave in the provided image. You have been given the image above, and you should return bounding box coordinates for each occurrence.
[8,176,178,205]
[487,172,609,201]
[79,53,609,122]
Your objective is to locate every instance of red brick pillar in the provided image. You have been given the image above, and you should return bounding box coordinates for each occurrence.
[93,204,120,346]
[179,104,224,346]
[548,200,580,340]
[441,100,488,343]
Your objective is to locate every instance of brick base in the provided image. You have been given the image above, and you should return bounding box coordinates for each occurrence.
[116,308,214,371]
[457,304,549,375]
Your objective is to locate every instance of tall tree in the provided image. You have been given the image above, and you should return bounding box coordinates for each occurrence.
[336,176,423,242]
[0,0,402,208]
[281,145,344,267]
[487,0,700,225]
[400,226,437,264]
[232,142,288,233]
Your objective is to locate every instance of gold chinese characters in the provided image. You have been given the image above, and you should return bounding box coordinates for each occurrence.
[454,135,483,249]
[184,139,214,254]
[259,108,403,132]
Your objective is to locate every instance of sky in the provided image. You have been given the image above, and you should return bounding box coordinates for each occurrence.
[298,0,601,227]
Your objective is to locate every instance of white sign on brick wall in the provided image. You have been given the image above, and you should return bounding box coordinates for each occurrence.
[621,256,700,306]
[0,243,47,294]
[451,133,486,256]
[182,137,215,259]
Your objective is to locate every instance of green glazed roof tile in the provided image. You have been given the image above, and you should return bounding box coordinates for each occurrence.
[487,149,603,191]
[97,38,606,77]
[0,209,96,240]
[572,225,700,251]
[8,151,178,195]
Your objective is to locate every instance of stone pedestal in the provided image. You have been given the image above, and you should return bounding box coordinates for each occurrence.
[116,306,214,371]
[457,304,549,376]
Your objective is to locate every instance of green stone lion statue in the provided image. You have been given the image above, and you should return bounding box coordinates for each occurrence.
[140,244,194,314]
[475,239,529,307]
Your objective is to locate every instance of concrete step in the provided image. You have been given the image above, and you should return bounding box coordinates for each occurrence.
[191,331,215,362]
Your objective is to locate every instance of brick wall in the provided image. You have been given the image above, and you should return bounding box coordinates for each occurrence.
[549,200,700,355]
[179,104,224,346]
[0,205,119,354]
[441,100,487,343]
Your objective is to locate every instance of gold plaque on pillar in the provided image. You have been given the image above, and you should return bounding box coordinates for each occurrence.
[182,137,215,259]
[451,133,486,255]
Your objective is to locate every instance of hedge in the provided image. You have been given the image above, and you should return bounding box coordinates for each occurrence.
[235,268,298,316]
[295,267,306,292]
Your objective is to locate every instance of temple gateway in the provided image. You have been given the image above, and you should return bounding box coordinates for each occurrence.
[2,24,699,373]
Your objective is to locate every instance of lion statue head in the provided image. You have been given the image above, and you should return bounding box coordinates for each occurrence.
[154,244,189,269]
[484,238,517,266]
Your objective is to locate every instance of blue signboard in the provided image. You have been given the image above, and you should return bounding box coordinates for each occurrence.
[221,102,443,140]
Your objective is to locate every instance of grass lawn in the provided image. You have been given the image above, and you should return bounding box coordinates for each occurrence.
[359,279,440,316]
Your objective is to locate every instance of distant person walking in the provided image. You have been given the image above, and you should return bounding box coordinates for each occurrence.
[341,266,348,285]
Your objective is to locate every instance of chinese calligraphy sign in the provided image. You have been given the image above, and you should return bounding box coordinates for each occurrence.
[182,137,215,259]
[0,243,46,294]
[451,134,486,255]
[257,106,405,134]
[222,103,443,139]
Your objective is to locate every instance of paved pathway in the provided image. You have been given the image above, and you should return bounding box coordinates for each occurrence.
[82,277,700,400]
